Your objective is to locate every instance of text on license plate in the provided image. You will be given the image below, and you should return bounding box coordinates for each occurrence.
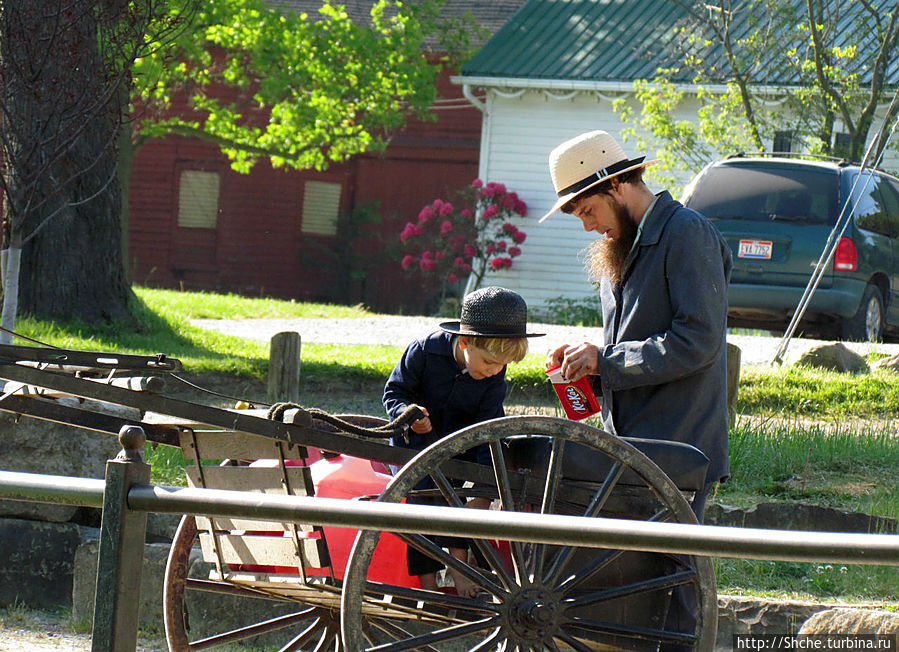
[738,239,772,259]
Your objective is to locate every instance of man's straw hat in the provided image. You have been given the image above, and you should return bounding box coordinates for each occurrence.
[539,130,657,223]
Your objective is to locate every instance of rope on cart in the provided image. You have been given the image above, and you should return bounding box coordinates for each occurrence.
[266,401,425,439]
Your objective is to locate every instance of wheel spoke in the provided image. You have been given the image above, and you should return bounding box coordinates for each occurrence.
[363,616,501,652]
[563,617,698,647]
[311,627,338,652]
[489,439,529,580]
[469,627,505,651]
[529,437,566,582]
[556,508,673,594]
[564,569,697,610]
[430,468,518,591]
[279,615,330,652]
[361,579,502,615]
[365,618,443,652]
[188,609,322,649]
[554,628,597,652]
[543,461,625,586]
[396,531,508,598]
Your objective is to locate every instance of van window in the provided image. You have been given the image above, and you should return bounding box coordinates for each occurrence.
[685,163,838,225]
[850,172,899,238]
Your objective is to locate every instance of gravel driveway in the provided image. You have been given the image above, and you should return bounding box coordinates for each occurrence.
[191,316,899,366]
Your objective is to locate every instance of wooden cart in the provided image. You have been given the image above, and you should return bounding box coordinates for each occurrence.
[0,344,717,651]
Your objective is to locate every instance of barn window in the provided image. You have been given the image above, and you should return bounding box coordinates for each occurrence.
[178,170,220,229]
[301,181,342,236]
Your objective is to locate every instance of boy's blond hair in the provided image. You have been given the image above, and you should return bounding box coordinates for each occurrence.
[460,335,529,363]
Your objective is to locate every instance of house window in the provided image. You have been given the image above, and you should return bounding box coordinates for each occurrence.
[301,181,342,236]
[178,170,220,229]
[833,132,852,159]
[773,131,793,153]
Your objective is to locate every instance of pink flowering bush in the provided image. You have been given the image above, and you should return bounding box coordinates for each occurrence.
[399,179,528,292]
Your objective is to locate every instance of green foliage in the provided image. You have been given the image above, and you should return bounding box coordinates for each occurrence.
[538,295,603,327]
[132,0,464,173]
[621,0,899,183]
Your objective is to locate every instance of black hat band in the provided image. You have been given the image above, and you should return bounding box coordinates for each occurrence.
[557,157,645,197]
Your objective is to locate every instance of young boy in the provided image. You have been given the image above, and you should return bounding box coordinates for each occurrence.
[383,286,543,596]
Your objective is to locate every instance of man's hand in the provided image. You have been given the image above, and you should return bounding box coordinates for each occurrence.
[546,343,599,383]
[410,407,432,434]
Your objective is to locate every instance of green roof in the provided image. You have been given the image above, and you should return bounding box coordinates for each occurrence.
[461,0,686,82]
[461,0,899,86]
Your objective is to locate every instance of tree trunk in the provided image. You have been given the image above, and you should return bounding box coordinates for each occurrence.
[0,1,133,324]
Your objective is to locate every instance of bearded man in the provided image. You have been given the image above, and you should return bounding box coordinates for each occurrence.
[541,130,733,521]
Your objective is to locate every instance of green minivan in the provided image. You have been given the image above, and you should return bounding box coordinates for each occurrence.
[681,155,899,342]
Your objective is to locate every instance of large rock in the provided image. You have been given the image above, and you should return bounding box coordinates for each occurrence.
[717,595,832,646]
[0,409,123,522]
[795,343,869,374]
[798,607,899,635]
[0,518,87,608]
[72,540,171,636]
[706,502,898,533]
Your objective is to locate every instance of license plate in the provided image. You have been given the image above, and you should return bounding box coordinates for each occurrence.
[738,239,772,259]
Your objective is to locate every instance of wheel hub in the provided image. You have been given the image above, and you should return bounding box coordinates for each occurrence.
[507,587,560,640]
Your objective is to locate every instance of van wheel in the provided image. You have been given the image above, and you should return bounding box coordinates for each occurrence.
[842,284,884,342]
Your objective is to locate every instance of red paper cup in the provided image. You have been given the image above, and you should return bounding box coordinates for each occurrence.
[546,365,601,421]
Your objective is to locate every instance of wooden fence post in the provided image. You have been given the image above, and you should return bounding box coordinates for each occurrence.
[726,342,741,431]
[268,331,301,404]
[91,426,150,652]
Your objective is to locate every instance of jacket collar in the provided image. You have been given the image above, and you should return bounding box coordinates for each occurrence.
[636,190,678,247]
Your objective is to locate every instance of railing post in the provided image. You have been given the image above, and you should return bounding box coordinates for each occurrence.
[91,426,150,652]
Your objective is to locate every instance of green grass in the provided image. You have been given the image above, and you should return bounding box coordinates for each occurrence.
[7,286,899,604]
[137,286,375,320]
[720,421,899,518]
[738,364,899,419]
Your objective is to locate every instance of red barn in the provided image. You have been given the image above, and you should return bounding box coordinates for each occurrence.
[127,2,526,313]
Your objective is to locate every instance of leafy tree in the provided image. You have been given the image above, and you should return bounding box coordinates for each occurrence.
[130,0,454,174]
[0,0,193,336]
[1,0,469,330]
[616,0,899,189]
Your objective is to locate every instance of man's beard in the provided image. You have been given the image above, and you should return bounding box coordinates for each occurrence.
[585,200,638,287]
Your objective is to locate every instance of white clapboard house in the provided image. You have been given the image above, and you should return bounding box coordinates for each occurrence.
[453,0,899,310]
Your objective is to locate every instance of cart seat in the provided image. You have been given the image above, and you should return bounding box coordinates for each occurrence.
[505,435,709,492]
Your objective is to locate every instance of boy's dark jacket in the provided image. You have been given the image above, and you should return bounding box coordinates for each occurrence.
[383,331,506,452]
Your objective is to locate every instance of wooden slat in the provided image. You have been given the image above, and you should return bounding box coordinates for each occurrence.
[195,515,318,533]
[188,466,318,531]
[144,407,271,427]
[198,532,328,568]
[184,465,315,494]
[179,429,312,461]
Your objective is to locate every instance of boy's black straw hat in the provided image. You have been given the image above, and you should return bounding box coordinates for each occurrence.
[440,286,544,338]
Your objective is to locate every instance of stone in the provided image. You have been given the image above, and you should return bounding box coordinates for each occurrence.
[72,539,172,637]
[798,608,899,635]
[795,343,869,374]
[0,518,84,608]
[0,411,121,522]
[717,595,833,646]
[705,502,897,534]
[871,354,899,373]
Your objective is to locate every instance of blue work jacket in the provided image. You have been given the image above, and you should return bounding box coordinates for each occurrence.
[383,331,506,454]
[596,191,733,484]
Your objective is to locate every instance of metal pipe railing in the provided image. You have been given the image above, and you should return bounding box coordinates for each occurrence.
[1,469,896,566]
